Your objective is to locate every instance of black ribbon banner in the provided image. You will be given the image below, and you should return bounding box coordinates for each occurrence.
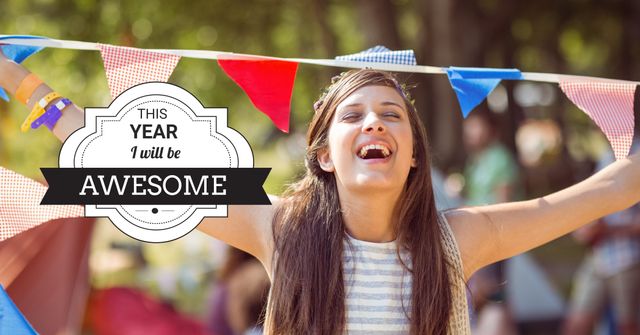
[41,168,271,205]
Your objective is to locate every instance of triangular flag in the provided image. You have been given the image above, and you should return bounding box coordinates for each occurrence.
[0,286,37,334]
[98,44,181,99]
[0,218,95,334]
[0,35,47,102]
[560,79,636,160]
[336,45,417,65]
[218,55,298,132]
[0,87,7,102]
[0,167,83,241]
[445,67,523,118]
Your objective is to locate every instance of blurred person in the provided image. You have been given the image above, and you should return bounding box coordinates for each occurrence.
[207,247,270,335]
[432,167,463,211]
[3,55,640,334]
[463,108,520,335]
[463,108,521,206]
[226,257,270,334]
[562,135,640,335]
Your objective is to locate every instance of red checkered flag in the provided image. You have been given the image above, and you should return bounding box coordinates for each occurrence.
[99,44,181,99]
[0,167,83,241]
[560,79,636,160]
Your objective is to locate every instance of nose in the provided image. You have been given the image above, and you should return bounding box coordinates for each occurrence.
[362,112,386,134]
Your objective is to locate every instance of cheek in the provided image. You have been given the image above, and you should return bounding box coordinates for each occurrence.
[325,128,354,169]
[328,125,356,150]
[403,143,416,167]
[399,128,415,158]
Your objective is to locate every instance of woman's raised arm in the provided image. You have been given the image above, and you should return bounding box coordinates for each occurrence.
[198,198,278,273]
[0,50,277,270]
[0,50,84,141]
[447,152,640,281]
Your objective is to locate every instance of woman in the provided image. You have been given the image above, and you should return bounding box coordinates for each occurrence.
[1,51,639,334]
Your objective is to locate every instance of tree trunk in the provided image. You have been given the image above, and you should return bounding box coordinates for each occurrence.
[355,0,402,49]
[417,0,460,170]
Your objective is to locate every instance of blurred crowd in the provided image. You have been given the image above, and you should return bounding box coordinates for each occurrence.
[76,105,640,335]
[457,107,640,335]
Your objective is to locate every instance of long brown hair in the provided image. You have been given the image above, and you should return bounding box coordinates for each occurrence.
[265,69,453,334]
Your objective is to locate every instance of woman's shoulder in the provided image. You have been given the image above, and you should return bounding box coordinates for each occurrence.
[437,210,461,256]
[437,210,472,331]
[438,209,474,280]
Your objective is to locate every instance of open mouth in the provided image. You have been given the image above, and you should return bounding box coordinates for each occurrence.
[357,144,392,160]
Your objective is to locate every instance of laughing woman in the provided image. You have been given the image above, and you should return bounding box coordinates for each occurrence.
[1,51,639,335]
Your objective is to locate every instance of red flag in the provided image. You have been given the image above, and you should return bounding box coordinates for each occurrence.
[0,167,83,241]
[560,79,636,160]
[98,44,181,99]
[0,217,95,335]
[218,55,298,132]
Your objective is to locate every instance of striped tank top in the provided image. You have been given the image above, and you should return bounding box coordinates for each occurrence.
[343,213,471,334]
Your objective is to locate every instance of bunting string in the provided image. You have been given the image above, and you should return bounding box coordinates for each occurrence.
[0,34,636,160]
[0,35,638,241]
[2,35,639,85]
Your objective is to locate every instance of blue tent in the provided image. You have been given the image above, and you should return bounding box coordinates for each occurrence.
[0,285,37,335]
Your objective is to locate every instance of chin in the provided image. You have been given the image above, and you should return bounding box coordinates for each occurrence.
[351,175,400,191]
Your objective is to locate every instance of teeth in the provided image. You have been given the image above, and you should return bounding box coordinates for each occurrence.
[358,144,391,158]
[382,146,390,156]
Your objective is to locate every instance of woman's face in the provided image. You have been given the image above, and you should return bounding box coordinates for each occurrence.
[318,85,416,193]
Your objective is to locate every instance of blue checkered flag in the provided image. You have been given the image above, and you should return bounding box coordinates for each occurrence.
[335,45,417,66]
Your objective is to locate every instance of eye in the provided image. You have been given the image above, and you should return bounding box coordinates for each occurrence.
[383,112,401,119]
[340,112,362,121]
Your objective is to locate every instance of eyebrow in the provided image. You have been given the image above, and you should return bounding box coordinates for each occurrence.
[340,101,405,110]
[381,101,405,109]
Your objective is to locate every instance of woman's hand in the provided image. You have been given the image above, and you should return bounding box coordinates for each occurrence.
[0,47,14,88]
[0,47,84,141]
[610,150,640,207]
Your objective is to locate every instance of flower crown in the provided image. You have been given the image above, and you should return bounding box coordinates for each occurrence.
[313,70,416,113]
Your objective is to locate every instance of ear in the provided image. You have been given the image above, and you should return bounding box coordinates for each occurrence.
[317,147,335,172]
[411,157,417,168]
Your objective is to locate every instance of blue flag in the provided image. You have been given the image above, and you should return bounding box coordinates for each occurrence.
[0,35,47,101]
[445,67,523,118]
[0,286,38,334]
[336,45,417,66]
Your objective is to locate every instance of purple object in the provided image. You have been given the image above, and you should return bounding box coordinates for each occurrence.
[31,98,71,130]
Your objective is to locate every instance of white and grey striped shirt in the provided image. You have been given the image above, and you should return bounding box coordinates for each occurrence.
[343,234,413,334]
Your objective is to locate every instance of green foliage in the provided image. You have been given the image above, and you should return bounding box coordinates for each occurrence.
[0,0,635,318]
[2,0,629,178]
[0,0,320,188]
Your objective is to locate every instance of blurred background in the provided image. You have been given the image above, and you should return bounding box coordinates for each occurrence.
[1,0,639,334]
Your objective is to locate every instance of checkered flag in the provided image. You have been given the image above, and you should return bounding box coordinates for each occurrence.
[336,45,417,66]
[99,44,181,99]
[560,79,636,160]
[0,167,84,241]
